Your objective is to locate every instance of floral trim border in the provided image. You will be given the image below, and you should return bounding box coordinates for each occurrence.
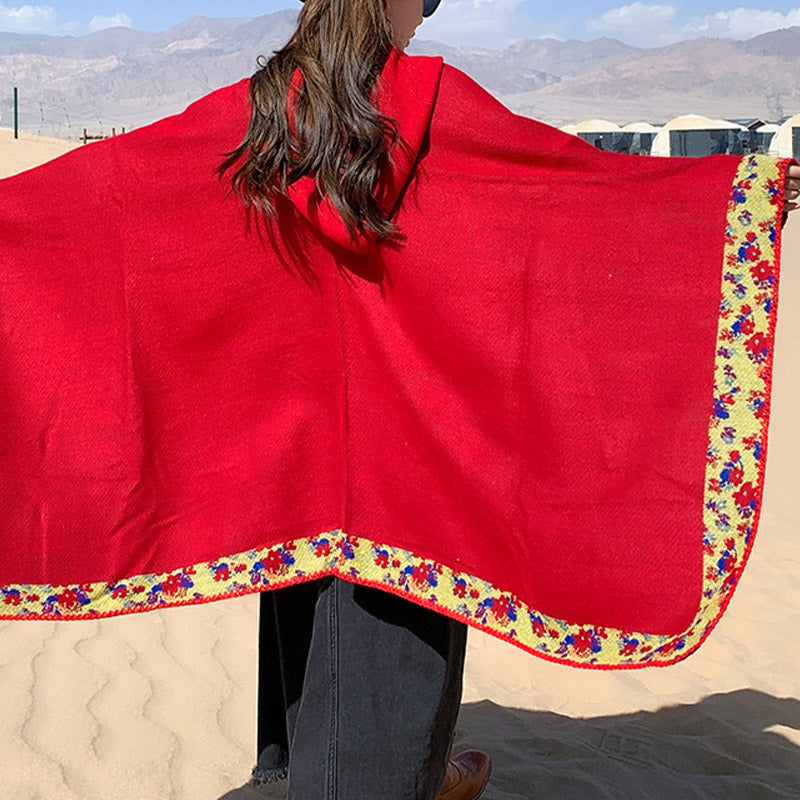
[0,155,789,669]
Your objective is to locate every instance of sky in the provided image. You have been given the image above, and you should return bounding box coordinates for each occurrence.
[3,1,800,49]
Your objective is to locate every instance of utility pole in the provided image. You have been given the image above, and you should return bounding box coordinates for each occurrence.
[13,87,19,139]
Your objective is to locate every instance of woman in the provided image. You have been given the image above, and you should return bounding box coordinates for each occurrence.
[231,2,489,797]
[1,0,797,798]
[218,1,799,796]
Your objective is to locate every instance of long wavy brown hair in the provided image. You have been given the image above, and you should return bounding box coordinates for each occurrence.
[218,0,404,245]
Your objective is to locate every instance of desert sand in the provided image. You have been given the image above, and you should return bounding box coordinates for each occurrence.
[0,129,80,179]
[0,140,798,800]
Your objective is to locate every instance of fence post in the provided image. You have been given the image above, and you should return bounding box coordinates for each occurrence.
[13,87,18,139]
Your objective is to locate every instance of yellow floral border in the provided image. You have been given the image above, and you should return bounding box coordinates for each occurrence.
[0,155,789,669]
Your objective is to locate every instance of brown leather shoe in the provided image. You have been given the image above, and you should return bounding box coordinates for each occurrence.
[436,750,492,800]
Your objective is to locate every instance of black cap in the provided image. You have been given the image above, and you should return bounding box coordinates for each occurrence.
[298,0,442,18]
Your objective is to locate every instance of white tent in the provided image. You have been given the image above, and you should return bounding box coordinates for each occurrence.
[621,122,661,155]
[622,122,661,133]
[753,123,781,155]
[651,115,746,157]
[573,119,622,134]
[570,119,623,152]
[712,119,747,130]
[767,113,800,158]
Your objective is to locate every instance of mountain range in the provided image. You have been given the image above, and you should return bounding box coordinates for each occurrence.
[1,12,799,139]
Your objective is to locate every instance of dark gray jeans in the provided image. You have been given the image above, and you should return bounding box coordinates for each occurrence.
[254,576,468,800]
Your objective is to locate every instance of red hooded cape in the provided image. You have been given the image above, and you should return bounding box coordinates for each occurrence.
[0,46,792,669]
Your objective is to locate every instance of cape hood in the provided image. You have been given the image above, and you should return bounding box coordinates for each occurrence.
[284,46,443,253]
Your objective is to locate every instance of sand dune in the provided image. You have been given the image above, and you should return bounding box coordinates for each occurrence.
[0,141,798,799]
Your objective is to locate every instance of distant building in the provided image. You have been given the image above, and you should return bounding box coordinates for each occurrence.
[571,119,627,153]
[651,115,746,157]
[731,119,770,153]
[753,123,780,154]
[768,114,800,158]
[621,122,661,155]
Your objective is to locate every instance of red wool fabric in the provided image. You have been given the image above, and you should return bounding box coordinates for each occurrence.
[0,46,790,668]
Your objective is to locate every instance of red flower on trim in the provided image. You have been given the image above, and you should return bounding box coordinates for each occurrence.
[411,564,430,587]
[162,574,184,596]
[751,260,772,283]
[314,541,331,558]
[264,549,285,573]
[213,566,230,582]
[660,638,679,655]
[492,596,511,621]
[743,239,761,262]
[57,588,81,611]
[719,555,736,574]
[375,552,389,569]
[573,629,594,655]
[745,332,768,355]
[733,482,757,508]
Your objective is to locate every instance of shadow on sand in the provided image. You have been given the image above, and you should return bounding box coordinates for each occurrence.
[219,688,800,800]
